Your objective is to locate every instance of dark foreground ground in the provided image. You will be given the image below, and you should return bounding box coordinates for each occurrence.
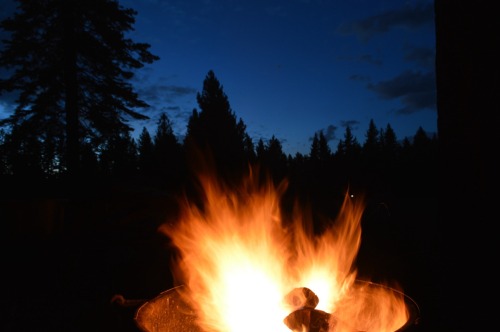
[1,189,440,332]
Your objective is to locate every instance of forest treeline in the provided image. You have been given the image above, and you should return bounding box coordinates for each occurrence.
[0,69,437,198]
[0,1,437,204]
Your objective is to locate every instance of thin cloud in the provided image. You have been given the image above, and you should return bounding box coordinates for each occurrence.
[166,105,193,127]
[367,70,436,114]
[137,83,196,105]
[137,103,192,138]
[349,74,370,82]
[397,90,436,115]
[337,1,436,116]
[0,89,18,109]
[309,124,337,143]
[323,124,337,142]
[130,74,197,137]
[0,0,16,20]
[340,120,360,130]
[163,85,197,97]
[336,54,382,66]
[359,54,383,66]
[337,1,434,42]
[403,45,435,69]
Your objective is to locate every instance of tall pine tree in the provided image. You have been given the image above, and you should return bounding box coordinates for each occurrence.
[153,112,183,186]
[184,70,252,184]
[137,126,154,175]
[0,0,159,177]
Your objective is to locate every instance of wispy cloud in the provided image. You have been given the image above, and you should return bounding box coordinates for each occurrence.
[340,120,360,130]
[311,121,359,144]
[403,45,435,69]
[137,80,196,107]
[323,124,338,142]
[337,1,434,42]
[311,124,338,142]
[130,68,198,136]
[367,70,436,114]
[359,54,383,66]
[338,1,435,115]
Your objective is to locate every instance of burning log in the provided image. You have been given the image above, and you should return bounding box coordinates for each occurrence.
[284,307,332,332]
[284,287,320,310]
[283,287,333,332]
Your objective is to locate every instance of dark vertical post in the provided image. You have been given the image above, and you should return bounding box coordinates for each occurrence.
[435,0,499,330]
[63,0,80,180]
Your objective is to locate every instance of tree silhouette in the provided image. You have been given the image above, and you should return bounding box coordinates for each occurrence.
[309,133,320,162]
[309,130,331,164]
[336,125,361,159]
[378,123,400,174]
[99,130,138,178]
[256,139,266,160]
[0,129,8,175]
[256,135,287,183]
[239,118,256,163]
[380,124,399,156]
[152,112,183,188]
[80,140,100,177]
[360,119,382,186]
[362,119,380,161]
[402,126,437,194]
[0,0,159,178]
[335,125,362,188]
[1,122,45,178]
[184,70,252,184]
[137,126,154,175]
[154,114,179,158]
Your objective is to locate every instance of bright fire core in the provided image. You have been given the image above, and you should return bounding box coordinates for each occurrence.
[159,169,409,332]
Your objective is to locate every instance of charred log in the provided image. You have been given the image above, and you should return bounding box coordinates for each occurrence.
[284,307,332,332]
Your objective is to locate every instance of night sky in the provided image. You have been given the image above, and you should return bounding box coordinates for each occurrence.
[0,0,436,155]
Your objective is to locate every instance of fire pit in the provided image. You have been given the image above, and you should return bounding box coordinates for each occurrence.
[132,168,420,332]
[135,281,420,332]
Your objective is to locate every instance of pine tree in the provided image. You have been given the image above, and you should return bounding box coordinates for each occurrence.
[152,113,183,189]
[0,129,8,175]
[382,124,398,151]
[361,119,381,179]
[309,131,331,164]
[405,126,436,193]
[184,70,251,183]
[363,119,380,157]
[317,131,332,163]
[153,113,181,172]
[336,125,361,186]
[238,118,256,163]
[1,122,44,177]
[0,0,159,177]
[99,130,138,178]
[380,123,400,163]
[413,126,431,152]
[137,126,154,175]
[309,133,320,161]
[256,139,266,160]
[265,135,287,181]
[336,125,361,158]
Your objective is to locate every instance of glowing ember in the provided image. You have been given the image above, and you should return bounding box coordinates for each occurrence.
[157,168,410,332]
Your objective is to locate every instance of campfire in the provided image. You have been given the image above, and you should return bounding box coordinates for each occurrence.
[134,167,419,332]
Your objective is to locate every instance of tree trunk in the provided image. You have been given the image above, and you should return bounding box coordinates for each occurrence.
[63,0,80,180]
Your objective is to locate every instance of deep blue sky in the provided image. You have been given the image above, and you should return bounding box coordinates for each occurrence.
[0,0,436,156]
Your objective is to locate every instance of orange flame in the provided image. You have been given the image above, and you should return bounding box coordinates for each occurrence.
[159,168,409,332]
